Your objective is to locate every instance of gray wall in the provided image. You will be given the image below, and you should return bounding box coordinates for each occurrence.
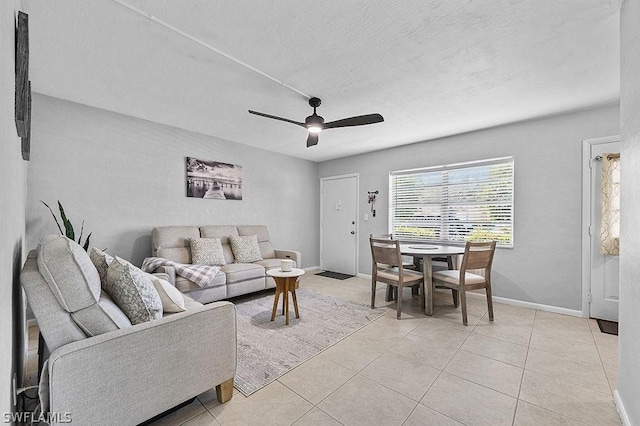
[319,105,619,311]
[1,1,28,415]
[26,94,320,268]
[619,0,640,423]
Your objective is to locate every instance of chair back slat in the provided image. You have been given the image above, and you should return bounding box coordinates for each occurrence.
[461,241,496,271]
[370,238,403,268]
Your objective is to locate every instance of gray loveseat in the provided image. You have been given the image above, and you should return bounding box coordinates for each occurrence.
[21,235,236,425]
[151,225,301,303]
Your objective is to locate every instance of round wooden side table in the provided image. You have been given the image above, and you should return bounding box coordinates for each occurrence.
[267,268,305,325]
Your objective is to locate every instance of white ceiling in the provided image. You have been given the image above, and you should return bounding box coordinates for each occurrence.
[22,0,620,162]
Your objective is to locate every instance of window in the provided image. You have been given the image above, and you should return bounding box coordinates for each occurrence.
[389,157,514,247]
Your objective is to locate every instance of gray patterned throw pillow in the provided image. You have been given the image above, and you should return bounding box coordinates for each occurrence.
[229,234,263,263]
[106,257,163,325]
[89,247,114,288]
[190,237,226,266]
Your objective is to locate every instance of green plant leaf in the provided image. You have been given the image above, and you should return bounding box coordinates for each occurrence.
[40,200,64,235]
[77,220,85,245]
[83,233,92,252]
[58,201,75,240]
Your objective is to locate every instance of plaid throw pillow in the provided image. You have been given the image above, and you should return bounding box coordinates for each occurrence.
[229,234,263,263]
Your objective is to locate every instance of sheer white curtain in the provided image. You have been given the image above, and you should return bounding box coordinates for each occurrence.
[600,153,620,255]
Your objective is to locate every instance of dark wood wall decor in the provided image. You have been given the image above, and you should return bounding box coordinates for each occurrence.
[15,11,31,160]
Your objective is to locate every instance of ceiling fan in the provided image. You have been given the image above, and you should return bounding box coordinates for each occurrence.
[248,97,384,147]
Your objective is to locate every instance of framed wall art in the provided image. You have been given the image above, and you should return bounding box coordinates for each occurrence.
[186,157,243,200]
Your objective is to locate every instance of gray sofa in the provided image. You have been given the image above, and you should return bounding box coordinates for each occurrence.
[21,235,236,425]
[151,225,301,303]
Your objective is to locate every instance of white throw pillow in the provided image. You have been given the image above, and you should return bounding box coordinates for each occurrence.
[229,234,263,263]
[149,275,186,313]
[190,237,226,266]
[106,257,163,325]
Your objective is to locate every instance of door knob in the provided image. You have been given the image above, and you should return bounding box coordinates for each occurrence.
[351,231,355,234]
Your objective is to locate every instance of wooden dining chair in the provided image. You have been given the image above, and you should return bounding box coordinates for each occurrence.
[432,241,496,325]
[370,237,424,319]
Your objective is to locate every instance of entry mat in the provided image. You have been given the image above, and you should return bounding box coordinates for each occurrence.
[596,319,619,336]
[315,270,354,280]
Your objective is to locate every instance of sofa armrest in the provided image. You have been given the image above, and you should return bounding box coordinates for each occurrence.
[274,250,301,268]
[46,301,236,425]
[153,265,176,285]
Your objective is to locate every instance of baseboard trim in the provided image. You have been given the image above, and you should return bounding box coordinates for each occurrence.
[614,390,631,426]
[460,291,583,317]
[354,275,583,317]
[304,266,321,272]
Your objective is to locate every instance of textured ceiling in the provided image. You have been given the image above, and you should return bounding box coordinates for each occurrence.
[22,0,620,162]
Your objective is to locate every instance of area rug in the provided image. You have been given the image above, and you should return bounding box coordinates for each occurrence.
[596,319,618,336]
[314,270,354,280]
[233,288,385,396]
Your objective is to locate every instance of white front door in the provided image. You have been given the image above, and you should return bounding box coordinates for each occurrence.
[321,174,358,275]
[589,139,620,321]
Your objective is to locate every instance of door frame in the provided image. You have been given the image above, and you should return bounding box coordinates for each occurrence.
[320,173,360,275]
[581,135,621,317]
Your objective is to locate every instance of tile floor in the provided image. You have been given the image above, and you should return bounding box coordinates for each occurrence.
[26,273,622,425]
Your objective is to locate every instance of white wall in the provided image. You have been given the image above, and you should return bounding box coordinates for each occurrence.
[319,105,619,311]
[26,94,320,268]
[0,1,28,416]
[618,0,640,423]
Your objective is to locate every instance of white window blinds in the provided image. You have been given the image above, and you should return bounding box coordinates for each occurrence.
[389,157,514,247]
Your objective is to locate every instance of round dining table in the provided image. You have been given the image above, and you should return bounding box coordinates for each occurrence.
[399,244,465,315]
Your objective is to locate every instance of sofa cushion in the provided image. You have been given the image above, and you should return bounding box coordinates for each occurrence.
[190,237,226,266]
[220,263,264,284]
[89,247,113,287]
[200,226,238,264]
[238,225,276,259]
[106,257,163,325]
[157,247,191,264]
[149,276,186,313]
[37,234,102,312]
[255,258,297,271]
[152,226,201,254]
[71,291,133,336]
[229,234,263,263]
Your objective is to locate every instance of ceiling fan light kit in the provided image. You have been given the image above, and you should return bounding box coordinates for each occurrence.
[249,97,383,148]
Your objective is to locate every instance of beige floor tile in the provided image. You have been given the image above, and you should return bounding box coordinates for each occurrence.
[519,370,621,426]
[529,331,600,364]
[421,372,517,426]
[432,305,483,326]
[278,354,356,404]
[404,404,464,426]
[460,333,528,367]
[444,350,523,397]
[367,311,427,333]
[208,381,313,426]
[321,333,395,372]
[473,318,533,346]
[533,312,594,345]
[291,407,341,426]
[360,351,441,401]
[525,348,611,395]
[491,303,536,322]
[410,318,472,347]
[318,374,417,426]
[593,331,619,355]
[149,399,206,426]
[388,332,459,370]
[182,411,220,426]
[513,400,588,426]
